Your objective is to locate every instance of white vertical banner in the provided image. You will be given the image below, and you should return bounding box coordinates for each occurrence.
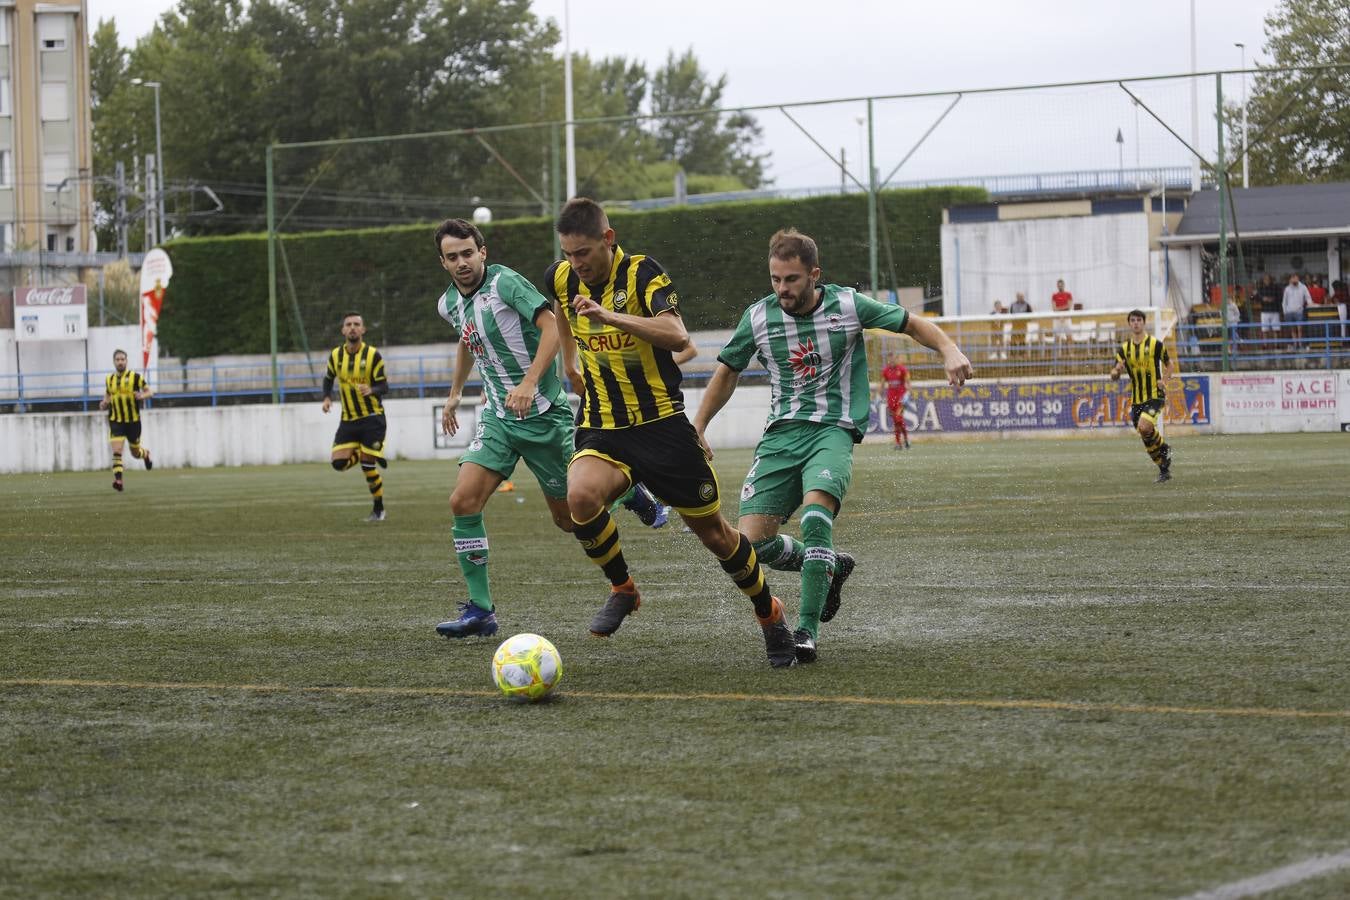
[139,248,173,388]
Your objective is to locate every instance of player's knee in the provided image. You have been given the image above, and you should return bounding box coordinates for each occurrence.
[551,509,575,532]
[1138,421,1154,438]
[331,458,348,472]
[566,485,605,521]
[449,490,479,518]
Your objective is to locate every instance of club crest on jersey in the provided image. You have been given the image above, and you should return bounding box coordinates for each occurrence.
[461,321,487,358]
[740,482,755,501]
[699,481,716,501]
[613,290,628,310]
[788,338,822,382]
[826,313,845,332]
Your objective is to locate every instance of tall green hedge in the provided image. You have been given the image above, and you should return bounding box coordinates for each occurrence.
[158,186,985,359]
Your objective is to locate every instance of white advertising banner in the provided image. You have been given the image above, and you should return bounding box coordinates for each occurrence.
[1339,371,1350,432]
[1218,371,1340,433]
[1218,374,1278,417]
[139,248,173,388]
[13,285,88,341]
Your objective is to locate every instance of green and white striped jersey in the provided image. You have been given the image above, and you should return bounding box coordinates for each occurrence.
[718,284,909,440]
[437,264,566,419]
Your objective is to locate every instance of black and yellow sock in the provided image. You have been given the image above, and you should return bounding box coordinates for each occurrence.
[719,533,774,619]
[112,452,124,479]
[572,509,631,587]
[1142,431,1167,465]
[362,462,384,511]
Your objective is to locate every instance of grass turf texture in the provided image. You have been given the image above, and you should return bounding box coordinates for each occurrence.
[1,433,1347,898]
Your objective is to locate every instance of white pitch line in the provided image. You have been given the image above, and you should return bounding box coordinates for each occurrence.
[1179,847,1350,899]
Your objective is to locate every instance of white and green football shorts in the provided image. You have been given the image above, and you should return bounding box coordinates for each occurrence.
[461,401,574,499]
[736,419,855,518]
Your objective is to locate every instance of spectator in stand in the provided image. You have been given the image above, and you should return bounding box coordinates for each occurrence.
[1009,292,1031,355]
[1050,279,1074,343]
[1282,273,1311,348]
[1332,280,1350,339]
[1256,273,1281,340]
[992,300,1007,314]
[1307,275,1327,306]
[1225,293,1243,348]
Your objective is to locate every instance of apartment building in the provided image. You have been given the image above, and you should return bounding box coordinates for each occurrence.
[0,0,94,313]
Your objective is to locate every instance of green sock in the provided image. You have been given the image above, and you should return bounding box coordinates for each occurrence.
[798,504,836,639]
[610,485,636,516]
[752,534,805,571]
[452,513,492,611]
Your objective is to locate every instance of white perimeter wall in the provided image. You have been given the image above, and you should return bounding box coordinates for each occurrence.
[4,373,1347,475]
[941,213,1151,315]
[0,385,777,474]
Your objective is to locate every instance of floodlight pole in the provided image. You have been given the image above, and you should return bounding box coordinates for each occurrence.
[1189,0,1200,191]
[1236,42,1249,188]
[866,98,878,298]
[132,78,165,244]
[563,0,576,199]
[1215,76,1230,373]
[266,145,280,403]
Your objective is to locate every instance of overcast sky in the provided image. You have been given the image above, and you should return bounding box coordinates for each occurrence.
[88,0,1282,189]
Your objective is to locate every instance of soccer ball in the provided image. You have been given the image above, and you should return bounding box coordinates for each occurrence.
[491,633,562,702]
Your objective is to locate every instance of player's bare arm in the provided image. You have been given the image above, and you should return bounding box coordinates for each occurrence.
[903,315,974,385]
[504,308,562,418]
[554,299,584,392]
[691,363,741,459]
[443,337,475,436]
[571,295,689,352]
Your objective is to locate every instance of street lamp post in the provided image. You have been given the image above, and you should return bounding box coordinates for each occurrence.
[132,78,165,245]
[1235,42,1249,189]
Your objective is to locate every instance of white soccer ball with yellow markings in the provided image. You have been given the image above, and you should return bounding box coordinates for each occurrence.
[491,633,562,702]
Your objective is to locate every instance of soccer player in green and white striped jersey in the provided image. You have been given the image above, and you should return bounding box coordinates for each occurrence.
[433,218,576,639]
[694,228,974,663]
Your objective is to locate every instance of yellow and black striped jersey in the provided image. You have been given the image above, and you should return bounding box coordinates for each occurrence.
[544,246,683,429]
[1116,335,1169,405]
[326,343,387,420]
[105,370,147,423]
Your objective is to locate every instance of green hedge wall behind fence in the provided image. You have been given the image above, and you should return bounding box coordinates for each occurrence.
[158,186,985,360]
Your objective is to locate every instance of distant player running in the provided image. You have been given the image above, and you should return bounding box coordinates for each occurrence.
[100,349,154,491]
[431,218,575,639]
[695,229,973,663]
[322,312,389,521]
[1109,309,1174,483]
[547,197,794,667]
[881,356,911,449]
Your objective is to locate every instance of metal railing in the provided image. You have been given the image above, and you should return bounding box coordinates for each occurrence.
[4,321,1346,413]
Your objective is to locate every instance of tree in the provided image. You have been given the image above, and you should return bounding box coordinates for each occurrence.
[1236,0,1350,185]
[650,48,768,190]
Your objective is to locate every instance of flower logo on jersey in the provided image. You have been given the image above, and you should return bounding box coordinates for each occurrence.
[461,321,487,358]
[788,338,822,381]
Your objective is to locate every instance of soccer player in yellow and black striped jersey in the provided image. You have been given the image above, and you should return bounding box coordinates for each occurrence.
[1110,309,1175,483]
[322,312,390,521]
[546,197,793,667]
[99,349,154,492]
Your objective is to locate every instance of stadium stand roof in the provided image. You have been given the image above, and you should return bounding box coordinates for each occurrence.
[1162,181,1350,243]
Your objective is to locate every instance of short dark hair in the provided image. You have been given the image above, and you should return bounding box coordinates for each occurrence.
[768,228,819,271]
[341,311,363,324]
[112,349,127,358]
[555,197,608,238]
[1127,309,1146,322]
[434,218,485,254]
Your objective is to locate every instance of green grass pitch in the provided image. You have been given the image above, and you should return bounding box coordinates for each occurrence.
[2,433,1348,898]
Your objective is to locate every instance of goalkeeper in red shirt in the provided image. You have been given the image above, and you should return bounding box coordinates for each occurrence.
[880,356,911,449]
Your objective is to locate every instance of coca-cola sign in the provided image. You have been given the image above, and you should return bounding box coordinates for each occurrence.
[15,285,88,307]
